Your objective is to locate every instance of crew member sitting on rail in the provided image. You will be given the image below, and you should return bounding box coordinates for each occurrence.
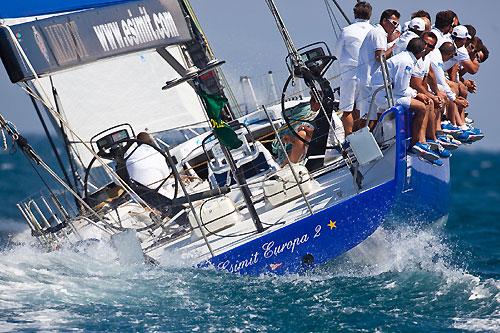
[371,38,441,164]
[438,26,483,142]
[409,31,455,156]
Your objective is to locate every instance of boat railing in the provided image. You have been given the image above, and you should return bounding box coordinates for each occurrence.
[262,104,314,215]
[368,54,395,122]
[16,187,84,251]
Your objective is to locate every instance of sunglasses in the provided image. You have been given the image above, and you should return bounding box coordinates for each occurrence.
[387,18,399,26]
[425,42,436,50]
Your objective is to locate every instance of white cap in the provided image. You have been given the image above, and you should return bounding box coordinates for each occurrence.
[452,25,471,39]
[408,17,425,32]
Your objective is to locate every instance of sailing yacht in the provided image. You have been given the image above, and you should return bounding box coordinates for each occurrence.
[0,0,450,274]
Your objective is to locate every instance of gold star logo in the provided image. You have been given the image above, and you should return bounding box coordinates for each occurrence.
[328,220,337,229]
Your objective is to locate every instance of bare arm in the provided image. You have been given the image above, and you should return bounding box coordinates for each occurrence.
[374,45,395,63]
[447,63,459,83]
[460,58,480,75]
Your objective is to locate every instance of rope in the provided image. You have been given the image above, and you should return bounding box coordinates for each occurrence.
[264,0,303,69]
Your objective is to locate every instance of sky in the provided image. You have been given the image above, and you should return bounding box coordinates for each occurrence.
[0,0,499,150]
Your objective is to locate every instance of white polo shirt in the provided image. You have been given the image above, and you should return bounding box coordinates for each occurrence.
[392,30,419,55]
[412,54,431,79]
[429,49,456,101]
[357,24,388,86]
[443,44,470,71]
[431,26,452,48]
[126,144,171,189]
[371,50,418,98]
[333,19,373,78]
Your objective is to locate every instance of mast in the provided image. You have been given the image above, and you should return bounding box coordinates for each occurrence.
[331,0,351,25]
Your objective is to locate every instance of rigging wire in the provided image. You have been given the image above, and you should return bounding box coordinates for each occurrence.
[50,77,84,193]
[324,0,339,39]
[27,86,77,198]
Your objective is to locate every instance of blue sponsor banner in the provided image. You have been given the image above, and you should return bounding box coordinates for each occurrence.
[0,0,191,82]
[0,1,137,19]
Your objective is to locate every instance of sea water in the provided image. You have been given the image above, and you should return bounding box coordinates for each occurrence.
[0,135,499,331]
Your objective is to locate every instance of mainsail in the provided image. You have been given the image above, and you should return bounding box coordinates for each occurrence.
[0,0,216,167]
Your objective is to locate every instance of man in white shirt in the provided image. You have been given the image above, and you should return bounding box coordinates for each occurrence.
[443,25,479,75]
[442,26,484,141]
[356,9,400,128]
[126,132,175,213]
[409,32,454,156]
[392,17,425,55]
[333,1,373,136]
[400,10,431,33]
[429,42,479,143]
[371,38,441,163]
[431,10,457,49]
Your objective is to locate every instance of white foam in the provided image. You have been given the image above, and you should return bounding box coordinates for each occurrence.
[453,310,500,332]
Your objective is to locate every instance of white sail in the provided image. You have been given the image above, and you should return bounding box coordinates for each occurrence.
[32,45,208,167]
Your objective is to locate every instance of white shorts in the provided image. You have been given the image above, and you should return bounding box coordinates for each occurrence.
[374,92,411,111]
[395,96,411,109]
[357,84,372,119]
[339,77,360,112]
[327,111,345,146]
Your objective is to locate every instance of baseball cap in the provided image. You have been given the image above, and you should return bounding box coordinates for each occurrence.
[452,25,471,39]
[409,17,426,32]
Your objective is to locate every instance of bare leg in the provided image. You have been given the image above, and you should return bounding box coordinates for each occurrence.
[341,111,354,137]
[281,127,313,166]
[409,98,428,146]
[436,91,447,132]
[458,81,468,124]
[354,118,366,131]
[426,99,438,141]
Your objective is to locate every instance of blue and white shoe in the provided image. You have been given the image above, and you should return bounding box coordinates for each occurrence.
[470,128,482,134]
[426,139,439,150]
[465,117,474,126]
[433,143,452,158]
[456,131,470,142]
[441,122,463,137]
[411,142,440,161]
[417,156,444,167]
[436,135,459,151]
[463,129,484,142]
[446,135,462,147]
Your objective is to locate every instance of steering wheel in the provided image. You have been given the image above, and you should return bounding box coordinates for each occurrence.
[83,138,179,208]
[280,53,337,147]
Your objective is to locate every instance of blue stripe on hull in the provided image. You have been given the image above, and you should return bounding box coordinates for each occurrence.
[202,180,396,275]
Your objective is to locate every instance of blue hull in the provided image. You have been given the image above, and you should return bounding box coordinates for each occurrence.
[201,105,450,274]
